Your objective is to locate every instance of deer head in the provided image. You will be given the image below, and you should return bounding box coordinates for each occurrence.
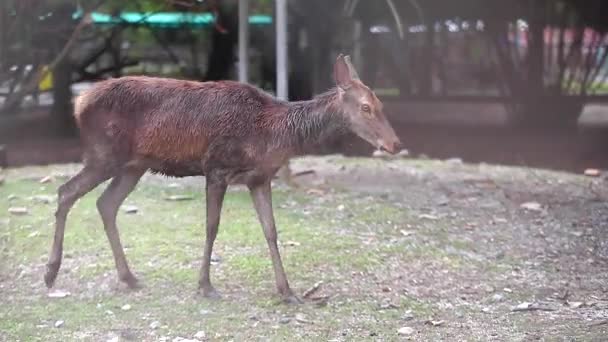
[333,54,401,154]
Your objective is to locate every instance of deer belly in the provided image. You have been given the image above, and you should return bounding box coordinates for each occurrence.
[134,127,208,163]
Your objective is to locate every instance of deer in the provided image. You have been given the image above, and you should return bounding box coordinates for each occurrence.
[44,54,401,304]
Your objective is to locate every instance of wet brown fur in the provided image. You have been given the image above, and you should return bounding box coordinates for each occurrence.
[75,76,346,181]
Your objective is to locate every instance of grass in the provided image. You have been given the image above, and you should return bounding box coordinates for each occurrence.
[0,167,452,341]
[7,159,601,341]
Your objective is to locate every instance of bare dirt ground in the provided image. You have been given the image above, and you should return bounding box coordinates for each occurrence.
[1,155,607,341]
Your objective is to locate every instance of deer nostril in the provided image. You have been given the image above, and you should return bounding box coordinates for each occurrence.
[393,141,402,152]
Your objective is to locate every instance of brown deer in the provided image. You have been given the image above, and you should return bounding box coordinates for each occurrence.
[44,54,401,304]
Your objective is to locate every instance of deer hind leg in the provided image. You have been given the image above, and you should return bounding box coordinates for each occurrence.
[96,167,146,289]
[45,166,112,288]
[249,180,302,304]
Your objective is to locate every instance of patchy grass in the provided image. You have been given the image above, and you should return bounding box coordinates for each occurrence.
[1,158,607,341]
[0,166,437,341]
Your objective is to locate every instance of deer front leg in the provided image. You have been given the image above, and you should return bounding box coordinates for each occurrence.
[249,180,302,304]
[199,179,227,299]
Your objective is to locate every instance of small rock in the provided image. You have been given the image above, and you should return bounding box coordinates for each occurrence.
[520,202,542,212]
[284,240,301,247]
[491,293,504,302]
[27,231,40,238]
[398,327,414,335]
[121,304,132,311]
[503,288,513,293]
[122,205,139,214]
[8,207,28,215]
[382,286,392,293]
[337,204,345,211]
[193,331,206,339]
[32,195,55,204]
[278,317,291,324]
[402,310,414,321]
[54,320,64,328]
[40,176,53,184]
[484,285,495,293]
[48,290,71,298]
[481,307,491,313]
[199,309,211,315]
[584,168,601,177]
[106,337,119,342]
[149,321,161,329]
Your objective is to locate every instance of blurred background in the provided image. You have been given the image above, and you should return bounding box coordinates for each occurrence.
[2,0,608,172]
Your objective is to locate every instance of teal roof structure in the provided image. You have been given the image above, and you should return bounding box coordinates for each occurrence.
[75,11,271,28]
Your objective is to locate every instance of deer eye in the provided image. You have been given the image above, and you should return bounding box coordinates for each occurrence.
[361,104,372,114]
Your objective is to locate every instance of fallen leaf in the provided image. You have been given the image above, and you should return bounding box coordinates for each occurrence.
[567,301,584,309]
[511,302,556,312]
[39,176,53,184]
[418,214,439,220]
[122,205,138,214]
[520,202,543,212]
[425,320,444,327]
[303,281,323,299]
[397,149,410,158]
[584,168,601,177]
[306,188,325,196]
[165,195,194,201]
[48,290,71,298]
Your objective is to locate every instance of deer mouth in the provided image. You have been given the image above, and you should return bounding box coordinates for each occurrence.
[377,139,401,155]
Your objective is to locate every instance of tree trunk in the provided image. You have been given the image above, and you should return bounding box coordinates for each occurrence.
[51,59,75,136]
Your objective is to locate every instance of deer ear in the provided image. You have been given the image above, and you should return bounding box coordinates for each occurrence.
[334,54,352,90]
[343,55,360,81]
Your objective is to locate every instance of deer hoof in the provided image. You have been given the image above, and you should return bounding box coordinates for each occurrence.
[44,265,59,289]
[282,294,304,305]
[200,287,221,300]
[120,274,142,290]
